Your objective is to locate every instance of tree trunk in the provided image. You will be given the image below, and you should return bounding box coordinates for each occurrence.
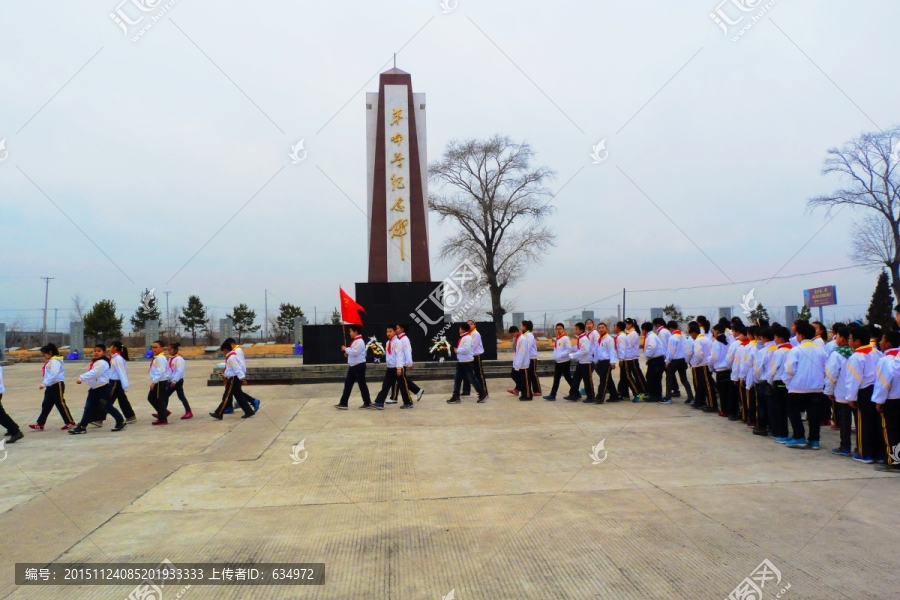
[890,261,900,307]
[490,285,505,336]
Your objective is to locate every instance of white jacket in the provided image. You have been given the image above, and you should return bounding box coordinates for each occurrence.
[223,350,246,379]
[79,359,111,389]
[456,333,475,363]
[596,334,618,364]
[665,331,688,362]
[552,334,572,363]
[824,349,852,402]
[148,352,169,384]
[513,334,530,370]
[845,345,878,401]
[872,350,900,404]
[570,333,592,365]
[42,357,65,387]
[783,341,827,394]
[643,331,665,359]
[109,353,130,390]
[345,336,366,366]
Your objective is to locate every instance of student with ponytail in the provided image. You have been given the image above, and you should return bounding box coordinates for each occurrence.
[107,342,136,423]
[29,343,76,430]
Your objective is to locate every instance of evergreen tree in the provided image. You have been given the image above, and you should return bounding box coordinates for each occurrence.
[275,303,305,342]
[749,302,770,323]
[130,288,161,333]
[799,305,812,321]
[84,300,124,344]
[178,295,208,346]
[330,307,341,325]
[662,304,695,327]
[866,270,894,330]
[227,303,260,343]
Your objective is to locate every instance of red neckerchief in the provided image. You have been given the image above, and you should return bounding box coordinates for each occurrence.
[352,335,362,341]
[777,343,792,350]
[167,354,180,370]
[554,334,566,348]
[672,330,682,336]
[855,344,874,354]
[398,332,406,339]
[886,349,900,357]
[656,326,665,334]
[387,338,393,354]
[42,359,51,376]
[740,340,749,346]
[457,332,469,349]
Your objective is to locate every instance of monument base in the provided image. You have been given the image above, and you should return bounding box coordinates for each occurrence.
[301,281,497,365]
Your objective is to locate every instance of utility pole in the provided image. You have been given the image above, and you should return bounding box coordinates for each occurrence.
[622,288,626,321]
[40,277,54,344]
[264,289,269,341]
[54,308,58,336]
[163,291,172,341]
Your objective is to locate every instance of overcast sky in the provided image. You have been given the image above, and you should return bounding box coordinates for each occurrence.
[1,0,898,332]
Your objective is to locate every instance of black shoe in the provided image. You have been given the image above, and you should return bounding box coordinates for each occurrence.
[562,395,581,401]
[209,412,223,420]
[6,431,24,443]
[684,397,694,404]
[68,426,87,435]
[400,403,414,409]
[702,406,718,413]
[447,396,461,404]
[593,399,605,404]
[874,463,900,472]
[607,397,621,402]
[460,392,471,397]
[752,427,768,436]
[334,405,349,410]
[671,392,682,398]
[727,414,741,421]
[241,412,255,419]
[582,398,594,403]
[359,404,373,409]
[477,395,486,403]
[111,422,127,432]
[519,397,533,401]
[373,404,384,410]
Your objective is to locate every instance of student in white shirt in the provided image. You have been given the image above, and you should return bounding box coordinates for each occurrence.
[30,343,76,430]
[390,324,423,403]
[373,326,412,409]
[663,322,693,405]
[544,323,574,401]
[725,324,747,420]
[687,322,716,411]
[71,344,126,434]
[565,323,594,402]
[512,322,533,401]
[0,365,24,443]
[595,323,620,403]
[710,323,732,417]
[624,318,648,398]
[222,337,261,414]
[641,322,666,402]
[462,320,488,398]
[522,320,542,396]
[783,323,828,449]
[448,324,486,404]
[166,343,192,419]
[824,326,853,455]
[336,324,372,409]
[108,342,136,423]
[770,326,794,443]
[211,340,256,420]
[873,330,900,470]
[843,326,880,461]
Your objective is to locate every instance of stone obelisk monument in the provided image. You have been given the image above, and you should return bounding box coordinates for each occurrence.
[366,66,431,282]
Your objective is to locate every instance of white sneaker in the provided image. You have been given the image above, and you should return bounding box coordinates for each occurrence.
[416,389,425,401]
[89,420,104,428]
[385,399,398,404]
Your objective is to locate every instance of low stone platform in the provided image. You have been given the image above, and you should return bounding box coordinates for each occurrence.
[207,359,558,386]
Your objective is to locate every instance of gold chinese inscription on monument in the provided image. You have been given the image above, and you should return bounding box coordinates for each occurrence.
[391,197,406,212]
[389,218,409,261]
[391,108,403,126]
[391,174,405,191]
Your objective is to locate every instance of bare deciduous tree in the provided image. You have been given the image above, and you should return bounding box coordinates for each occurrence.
[70,294,87,322]
[429,135,556,334]
[808,127,900,298]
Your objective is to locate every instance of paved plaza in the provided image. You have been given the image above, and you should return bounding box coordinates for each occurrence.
[1,358,898,599]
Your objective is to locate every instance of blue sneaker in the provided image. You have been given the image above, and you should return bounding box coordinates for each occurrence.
[852,453,873,464]
[223,406,234,415]
[831,448,851,457]
[543,395,556,400]
[659,398,673,404]
[785,438,807,448]
[253,399,260,412]
[873,455,887,464]
[808,441,820,450]
[775,436,791,444]
[632,396,642,403]
[579,388,586,395]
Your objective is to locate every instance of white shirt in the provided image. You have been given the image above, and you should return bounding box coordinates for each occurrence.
[587,329,600,362]
[513,334,530,370]
[872,350,900,404]
[643,331,665,359]
[345,336,366,366]
[727,340,744,381]
[470,329,484,355]
[524,331,538,360]
[398,333,413,367]
[824,349,852,402]
[783,341,827,394]
[596,333,618,364]
[42,357,65,387]
[570,333,592,365]
[690,335,711,368]
[770,343,793,384]
[456,333,475,363]
[149,352,169,384]
[552,334,572,363]
[615,332,629,360]
[0,365,5,394]
[109,353,130,390]
[710,336,730,371]
[665,331,688,362]
[79,359,111,389]
[625,330,640,359]
[385,337,406,369]
[845,345,877,400]
[166,354,186,383]
[223,350,246,379]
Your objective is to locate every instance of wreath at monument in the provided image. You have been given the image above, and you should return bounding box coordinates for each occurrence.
[429,337,452,362]
[366,336,386,364]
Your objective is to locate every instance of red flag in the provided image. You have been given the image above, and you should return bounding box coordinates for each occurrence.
[339,287,366,326]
